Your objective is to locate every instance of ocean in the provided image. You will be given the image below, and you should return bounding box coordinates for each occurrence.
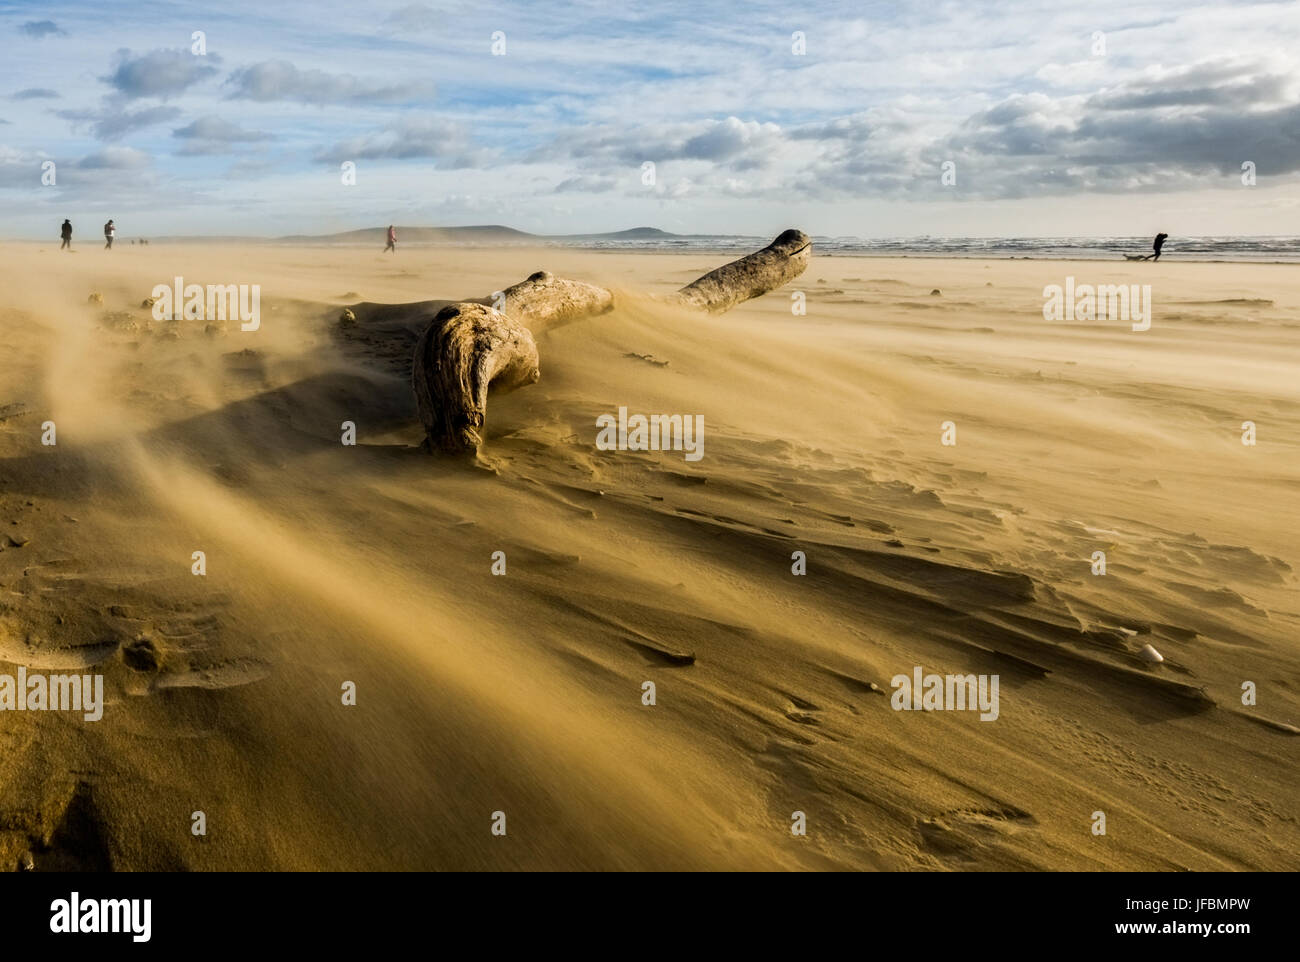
[567,235,1300,262]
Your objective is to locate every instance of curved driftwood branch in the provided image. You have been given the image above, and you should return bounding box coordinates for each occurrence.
[412,302,540,455]
[412,271,613,454]
[494,270,614,332]
[412,230,810,454]
[670,228,811,313]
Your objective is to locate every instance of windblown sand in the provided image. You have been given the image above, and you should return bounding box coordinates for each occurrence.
[0,242,1295,870]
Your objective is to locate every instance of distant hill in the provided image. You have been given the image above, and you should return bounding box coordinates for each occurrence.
[275,225,538,244]
[555,227,676,240]
[271,225,686,245]
[115,225,725,246]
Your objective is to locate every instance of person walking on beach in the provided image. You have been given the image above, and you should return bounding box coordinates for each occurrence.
[384,224,396,253]
[60,219,72,250]
[1152,232,1168,261]
[104,219,116,249]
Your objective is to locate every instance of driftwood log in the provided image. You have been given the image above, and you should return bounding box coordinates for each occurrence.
[492,270,614,332]
[669,228,812,313]
[413,229,810,455]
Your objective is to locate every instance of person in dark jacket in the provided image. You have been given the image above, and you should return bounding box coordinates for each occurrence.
[60,219,72,250]
[1152,232,1168,261]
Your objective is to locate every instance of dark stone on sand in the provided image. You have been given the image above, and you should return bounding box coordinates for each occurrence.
[122,636,162,672]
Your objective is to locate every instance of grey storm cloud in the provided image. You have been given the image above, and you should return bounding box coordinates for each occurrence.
[103,49,221,100]
[12,88,60,100]
[933,55,1300,193]
[1071,103,1300,174]
[225,61,434,105]
[20,21,65,38]
[1088,58,1296,111]
[58,104,183,141]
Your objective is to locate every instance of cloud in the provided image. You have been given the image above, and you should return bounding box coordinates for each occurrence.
[1034,60,1108,89]
[76,146,153,170]
[224,155,280,180]
[0,146,38,187]
[5,0,1300,238]
[682,118,784,166]
[931,54,1300,195]
[539,116,786,169]
[1087,56,1297,111]
[314,118,482,164]
[383,3,457,32]
[554,174,618,193]
[3,147,162,195]
[225,60,433,105]
[58,104,183,141]
[525,51,1300,207]
[172,116,274,155]
[103,48,221,100]
[173,117,272,141]
[12,88,60,100]
[20,21,65,39]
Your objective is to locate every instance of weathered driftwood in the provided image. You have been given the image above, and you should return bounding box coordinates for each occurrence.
[412,303,540,454]
[413,229,810,455]
[670,228,811,313]
[412,272,614,454]
[491,270,614,332]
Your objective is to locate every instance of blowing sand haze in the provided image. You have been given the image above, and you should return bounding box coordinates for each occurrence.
[2,242,1296,877]
[0,0,1297,941]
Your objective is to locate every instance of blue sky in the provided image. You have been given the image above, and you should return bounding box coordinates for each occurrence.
[2,0,1298,238]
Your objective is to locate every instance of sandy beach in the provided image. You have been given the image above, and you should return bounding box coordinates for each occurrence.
[0,241,1295,871]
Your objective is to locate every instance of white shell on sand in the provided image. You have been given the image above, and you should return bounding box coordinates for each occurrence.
[1139,643,1164,663]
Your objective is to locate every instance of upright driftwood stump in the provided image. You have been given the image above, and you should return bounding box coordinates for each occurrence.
[412,229,811,455]
[412,303,540,455]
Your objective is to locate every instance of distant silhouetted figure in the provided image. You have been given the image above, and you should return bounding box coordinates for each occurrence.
[1152,232,1168,261]
[104,219,115,249]
[60,219,72,249]
[384,224,396,253]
